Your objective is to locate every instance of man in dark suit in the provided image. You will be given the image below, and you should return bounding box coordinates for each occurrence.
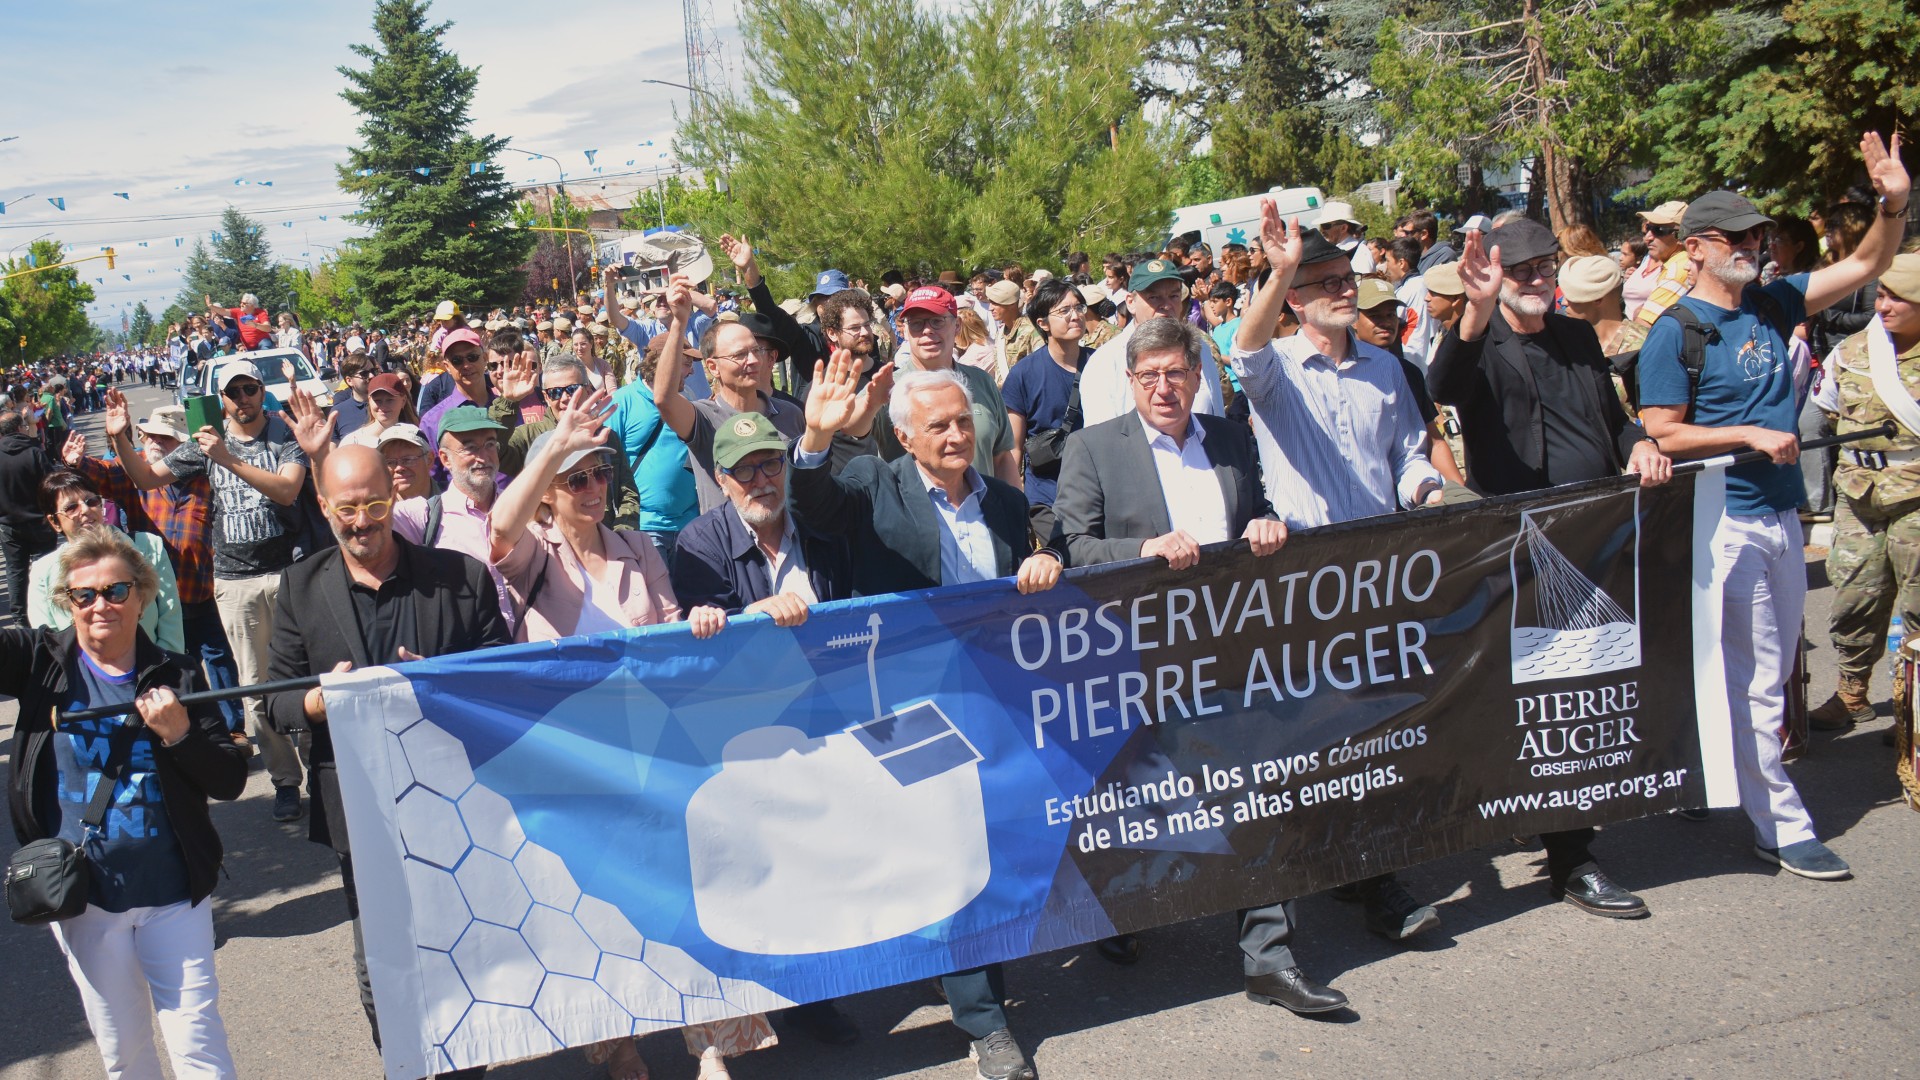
[265,444,509,1079]
[1050,318,1352,1018]
[1428,217,1669,919]
[788,350,1061,1080]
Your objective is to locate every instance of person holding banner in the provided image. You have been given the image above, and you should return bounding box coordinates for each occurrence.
[1430,216,1672,919]
[1809,254,1920,736]
[264,445,511,1080]
[2,527,248,1079]
[791,351,1064,1080]
[1637,131,1909,881]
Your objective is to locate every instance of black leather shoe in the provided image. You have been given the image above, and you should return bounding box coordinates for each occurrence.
[1094,933,1141,965]
[1551,870,1649,919]
[1245,967,1348,1014]
[780,999,861,1045]
[1361,879,1440,941]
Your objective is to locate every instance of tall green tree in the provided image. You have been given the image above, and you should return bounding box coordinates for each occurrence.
[1639,0,1919,214]
[337,0,531,325]
[129,302,155,346]
[176,207,286,311]
[1373,0,1694,228]
[681,0,1176,294]
[1141,0,1376,196]
[282,254,367,329]
[1,240,97,360]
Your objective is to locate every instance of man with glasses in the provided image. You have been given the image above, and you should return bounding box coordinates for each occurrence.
[808,287,890,471]
[497,356,641,529]
[1079,258,1229,427]
[1003,278,1095,538]
[116,359,312,823]
[391,406,520,628]
[376,424,438,501]
[1428,217,1671,918]
[873,286,1021,488]
[266,444,508,1080]
[1638,132,1910,882]
[1623,201,1689,323]
[418,327,542,456]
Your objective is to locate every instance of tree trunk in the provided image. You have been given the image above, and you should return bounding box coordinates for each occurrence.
[1526,155,1546,221]
[1543,148,1596,232]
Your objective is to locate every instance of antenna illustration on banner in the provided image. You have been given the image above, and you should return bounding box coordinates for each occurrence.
[826,612,885,722]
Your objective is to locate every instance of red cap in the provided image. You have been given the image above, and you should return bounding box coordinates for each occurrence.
[440,327,484,352]
[900,286,958,317]
[368,373,407,398]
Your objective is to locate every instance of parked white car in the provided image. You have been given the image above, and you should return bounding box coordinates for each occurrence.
[183,348,335,411]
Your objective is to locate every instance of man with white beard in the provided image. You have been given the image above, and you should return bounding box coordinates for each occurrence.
[1637,132,1910,882]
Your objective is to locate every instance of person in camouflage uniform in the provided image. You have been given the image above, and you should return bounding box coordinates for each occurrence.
[1811,253,1920,730]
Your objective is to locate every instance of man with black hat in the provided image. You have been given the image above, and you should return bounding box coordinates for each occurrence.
[1427,217,1673,918]
[1637,131,1910,881]
[1807,253,1920,738]
[1079,258,1229,426]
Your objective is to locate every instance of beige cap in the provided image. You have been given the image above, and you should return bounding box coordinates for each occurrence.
[137,405,190,442]
[1424,261,1465,297]
[375,423,429,449]
[1077,281,1110,306]
[1638,201,1688,226]
[1030,269,1054,284]
[1559,254,1624,303]
[882,283,905,301]
[1315,200,1363,227]
[1355,277,1400,311]
[553,316,573,331]
[536,320,554,331]
[984,280,1021,306]
[1881,252,1920,303]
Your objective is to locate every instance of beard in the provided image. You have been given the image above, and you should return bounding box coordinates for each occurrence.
[452,462,498,500]
[334,522,389,563]
[1302,297,1357,333]
[1705,248,1761,288]
[732,485,784,527]
[1498,286,1552,318]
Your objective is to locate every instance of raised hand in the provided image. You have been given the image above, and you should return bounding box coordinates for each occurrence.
[283,385,338,459]
[717,234,761,286]
[665,273,695,322]
[804,350,864,437]
[61,431,87,466]
[493,350,539,403]
[1862,131,1910,207]
[1258,197,1305,281]
[552,385,613,455]
[852,360,895,429]
[1457,230,1504,305]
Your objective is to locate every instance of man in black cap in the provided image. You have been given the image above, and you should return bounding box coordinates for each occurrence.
[1636,131,1909,882]
[1429,216,1672,918]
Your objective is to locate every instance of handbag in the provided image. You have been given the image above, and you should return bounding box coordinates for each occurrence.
[6,725,131,924]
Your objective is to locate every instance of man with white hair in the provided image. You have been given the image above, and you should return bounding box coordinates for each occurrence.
[205,291,272,351]
[788,351,1060,1080]
[1077,258,1229,426]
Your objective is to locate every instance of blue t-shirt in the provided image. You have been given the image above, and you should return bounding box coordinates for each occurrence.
[1637,274,1809,514]
[53,653,192,912]
[608,380,699,533]
[1000,345,1089,506]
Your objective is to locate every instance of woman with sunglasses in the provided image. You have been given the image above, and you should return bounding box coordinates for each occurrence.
[337,372,423,450]
[27,469,184,653]
[2,527,249,1077]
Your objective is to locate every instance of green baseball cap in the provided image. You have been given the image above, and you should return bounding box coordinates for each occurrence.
[713,411,790,470]
[1128,258,1187,292]
[438,405,506,435]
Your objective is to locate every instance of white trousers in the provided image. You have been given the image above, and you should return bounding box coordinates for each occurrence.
[50,900,237,1080]
[1711,509,1818,849]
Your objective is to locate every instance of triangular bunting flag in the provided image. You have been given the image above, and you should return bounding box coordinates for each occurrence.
[211,232,222,242]
[414,167,431,176]
[258,180,273,186]
[112,192,129,200]
[469,162,483,175]
[234,179,248,185]
[584,149,598,164]
[47,197,65,211]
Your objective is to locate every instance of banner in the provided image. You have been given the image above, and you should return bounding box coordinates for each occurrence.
[327,473,1736,1079]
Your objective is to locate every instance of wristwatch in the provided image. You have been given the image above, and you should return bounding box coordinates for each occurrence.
[1882,194,1910,219]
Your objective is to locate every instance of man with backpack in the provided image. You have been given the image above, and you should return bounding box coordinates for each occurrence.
[391,405,518,629]
[1638,131,1910,882]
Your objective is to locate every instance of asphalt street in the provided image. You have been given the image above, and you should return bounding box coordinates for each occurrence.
[0,381,1912,1080]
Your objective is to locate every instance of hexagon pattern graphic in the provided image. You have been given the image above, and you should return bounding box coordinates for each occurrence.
[376,693,793,1074]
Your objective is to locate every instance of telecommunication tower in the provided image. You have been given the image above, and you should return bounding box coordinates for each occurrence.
[682,0,727,127]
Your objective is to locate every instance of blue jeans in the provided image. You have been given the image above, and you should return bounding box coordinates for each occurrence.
[181,599,244,732]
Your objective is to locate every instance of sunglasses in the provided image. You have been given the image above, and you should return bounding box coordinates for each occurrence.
[66,581,135,608]
[559,463,614,493]
[445,350,484,368]
[1644,224,1679,238]
[57,494,105,517]
[1697,225,1771,247]
[223,382,263,400]
[723,456,787,483]
[543,384,584,401]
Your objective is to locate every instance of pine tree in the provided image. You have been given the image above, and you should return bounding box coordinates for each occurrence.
[129,302,155,346]
[337,0,532,326]
[176,208,287,312]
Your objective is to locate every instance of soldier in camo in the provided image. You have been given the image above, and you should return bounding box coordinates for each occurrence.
[1811,253,1920,731]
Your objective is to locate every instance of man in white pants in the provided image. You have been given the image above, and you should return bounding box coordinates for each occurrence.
[1638,131,1909,878]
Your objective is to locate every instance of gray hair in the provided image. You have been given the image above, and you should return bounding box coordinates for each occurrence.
[889,368,973,438]
[541,355,590,384]
[1489,209,1528,229]
[0,410,22,437]
[240,293,259,308]
[1125,317,1206,371]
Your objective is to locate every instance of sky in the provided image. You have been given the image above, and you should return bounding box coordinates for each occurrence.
[0,0,742,330]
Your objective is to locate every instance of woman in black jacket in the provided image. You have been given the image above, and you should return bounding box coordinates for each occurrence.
[3,526,248,1078]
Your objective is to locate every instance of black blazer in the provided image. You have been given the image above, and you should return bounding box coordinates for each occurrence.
[1427,312,1649,497]
[670,500,853,612]
[1049,411,1274,567]
[265,537,512,851]
[788,451,1031,596]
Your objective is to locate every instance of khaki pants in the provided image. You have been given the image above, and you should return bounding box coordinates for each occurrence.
[213,573,303,789]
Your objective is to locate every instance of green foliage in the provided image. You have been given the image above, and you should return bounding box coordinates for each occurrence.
[1169,156,1229,209]
[1640,0,1920,214]
[129,302,155,347]
[177,207,287,312]
[1,240,98,360]
[283,255,367,329]
[681,0,1176,295]
[336,0,532,325]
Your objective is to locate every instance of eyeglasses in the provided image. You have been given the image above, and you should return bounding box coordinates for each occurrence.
[1644,224,1679,238]
[1297,273,1358,296]
[1505,258,1560,283]
[710,343,777,365]
[1696,226,1770,247]
[1049,305,1088,320]
[445,350,483,368]
[223,382,263,400]
[447,437,499,459]
[346,371,370,381]
[325,498,393,522]
[835,321,874,335]
[1132,367,1194,389]
[543,384,584,401]
[66,581,135,608]
[383,452,427,470]
[57,494,104,517]
[723,456,787,483]
[558,463,614,493]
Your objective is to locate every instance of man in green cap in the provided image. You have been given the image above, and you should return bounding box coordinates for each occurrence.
[1078,258,1228,426]
[1811,253,1920,734]
[392,404,521,626]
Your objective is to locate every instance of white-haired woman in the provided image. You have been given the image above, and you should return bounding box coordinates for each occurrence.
[1,527,248,1078]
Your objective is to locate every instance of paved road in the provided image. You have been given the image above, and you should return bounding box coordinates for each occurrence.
[2,383,1913,1079]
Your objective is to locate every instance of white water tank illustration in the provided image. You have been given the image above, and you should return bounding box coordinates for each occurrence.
[1509,499,1641,684]
[686,613,992,955]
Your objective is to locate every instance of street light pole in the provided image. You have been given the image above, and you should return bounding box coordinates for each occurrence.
[510,147,577,298]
